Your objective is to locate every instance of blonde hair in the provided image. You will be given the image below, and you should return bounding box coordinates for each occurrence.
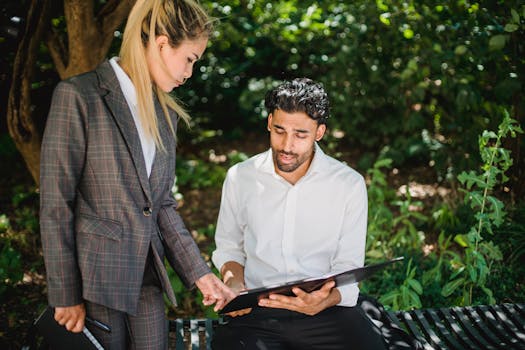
[119,0,213,150]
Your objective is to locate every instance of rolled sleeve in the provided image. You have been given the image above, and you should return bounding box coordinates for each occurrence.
[333,174,368,307]
[212,167,246,271]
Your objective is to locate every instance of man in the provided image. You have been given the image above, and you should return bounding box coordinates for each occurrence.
[211,78,387,349]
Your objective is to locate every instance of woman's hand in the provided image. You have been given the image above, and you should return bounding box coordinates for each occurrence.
[54,303,86,333]
[195,273,237,312]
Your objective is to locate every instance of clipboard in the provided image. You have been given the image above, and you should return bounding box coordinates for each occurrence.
[220,257,404,314]
[33,306,105,350]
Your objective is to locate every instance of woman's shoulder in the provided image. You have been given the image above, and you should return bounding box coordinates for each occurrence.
[55,60,114,95]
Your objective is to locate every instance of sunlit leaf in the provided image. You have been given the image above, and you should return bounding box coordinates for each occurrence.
[454,234,468,248]
[442,278,465,297]
[504,23,519,32]
[454,45,468,55]
[489,34,508,51]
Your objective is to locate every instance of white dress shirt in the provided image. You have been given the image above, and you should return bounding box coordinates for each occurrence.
[109,57,155,177]
[212,144,368,307]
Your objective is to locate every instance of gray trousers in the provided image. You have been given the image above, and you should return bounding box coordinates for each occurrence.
[85,247,168,350]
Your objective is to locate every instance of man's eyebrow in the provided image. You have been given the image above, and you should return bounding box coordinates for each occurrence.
[192,52,200,61]
[272,124,310,134]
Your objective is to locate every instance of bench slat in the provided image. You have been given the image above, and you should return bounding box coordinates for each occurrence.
[502,304,525,332]
[190,319,199,350]
[498,304,525,343]
[205,319,214,350]
[426,308,465,350]
[439,307,487,349]
[476,306,519,347]
[410,309,446,349]
[395,311,435,349]
[175,319,185,350]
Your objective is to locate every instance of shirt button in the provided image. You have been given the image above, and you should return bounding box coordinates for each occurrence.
[143,207,152,216]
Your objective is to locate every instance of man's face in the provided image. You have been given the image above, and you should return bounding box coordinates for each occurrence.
[267,109,326,183]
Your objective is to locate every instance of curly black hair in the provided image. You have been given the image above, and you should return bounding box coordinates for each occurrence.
[264,78,330,125]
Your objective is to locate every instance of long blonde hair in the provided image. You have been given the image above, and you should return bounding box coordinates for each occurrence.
[119,0,213,150]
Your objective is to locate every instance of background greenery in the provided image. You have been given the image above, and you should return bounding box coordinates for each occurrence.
[0,0,523,347]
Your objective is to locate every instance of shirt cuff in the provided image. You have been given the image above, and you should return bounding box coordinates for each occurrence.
[211,251,246,272]
[336,283,359,307]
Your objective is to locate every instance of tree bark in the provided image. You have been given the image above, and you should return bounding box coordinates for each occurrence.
[47,0,135,79]
[7,0,135,185]
[7,0,53,185]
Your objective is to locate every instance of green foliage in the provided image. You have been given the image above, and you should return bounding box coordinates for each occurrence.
[366,157,427,259]
[364,157,428,309]
[441,111,522,305]
[175,0,525,185]
[379,259,423,310]
[0,215,24,298]
[175,150,249,190]
[363,111,523,310]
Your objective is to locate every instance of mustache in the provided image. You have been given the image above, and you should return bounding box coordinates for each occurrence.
[278,150,297,157]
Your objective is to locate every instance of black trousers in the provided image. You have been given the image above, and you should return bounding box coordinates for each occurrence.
[211,306,388,350]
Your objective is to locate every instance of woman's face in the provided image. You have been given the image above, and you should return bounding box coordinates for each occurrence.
[147,35,208,92]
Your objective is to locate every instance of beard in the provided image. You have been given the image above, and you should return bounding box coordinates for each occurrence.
[272,146,314,173]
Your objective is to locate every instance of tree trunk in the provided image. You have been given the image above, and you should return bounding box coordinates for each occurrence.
[47,0,135,79]
[7,0,135,185]
[7,0,53,185]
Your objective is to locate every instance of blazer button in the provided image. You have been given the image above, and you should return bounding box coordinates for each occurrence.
[143,207,152,216]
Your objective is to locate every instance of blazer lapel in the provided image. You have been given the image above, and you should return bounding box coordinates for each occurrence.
[96,61,152,202]
[149,99,174,196]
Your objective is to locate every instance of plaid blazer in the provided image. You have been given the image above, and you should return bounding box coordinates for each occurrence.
[40,60,210,315]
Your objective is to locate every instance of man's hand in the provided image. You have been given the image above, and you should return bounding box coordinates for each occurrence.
[54,304,86,333]
[195,273,236,312]
[258,281,340,316]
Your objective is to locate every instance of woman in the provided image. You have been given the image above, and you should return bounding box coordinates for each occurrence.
[39,0,235,348]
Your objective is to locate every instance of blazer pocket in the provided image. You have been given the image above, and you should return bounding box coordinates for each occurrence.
[76,214,123,241]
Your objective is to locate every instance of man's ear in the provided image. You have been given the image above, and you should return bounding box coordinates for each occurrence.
[267,114,273,132]
[315,124,326,141]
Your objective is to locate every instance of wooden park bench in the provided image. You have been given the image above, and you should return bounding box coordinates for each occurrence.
[168,303,525,350]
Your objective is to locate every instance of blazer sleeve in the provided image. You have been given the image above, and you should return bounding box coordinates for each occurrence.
[40,81,87,307]
[156,119,211,288]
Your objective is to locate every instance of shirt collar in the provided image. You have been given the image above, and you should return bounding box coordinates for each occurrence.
[109,56,137,108]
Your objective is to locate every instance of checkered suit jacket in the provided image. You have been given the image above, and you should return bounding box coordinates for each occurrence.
[40,60,210,315]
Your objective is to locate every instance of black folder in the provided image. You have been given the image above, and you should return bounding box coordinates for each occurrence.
[34,306,105,350]
[220,256,404,314]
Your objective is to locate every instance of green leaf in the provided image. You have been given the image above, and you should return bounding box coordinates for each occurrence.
[504,23,519,32]
[454,234,468,248]
[486,196,505,227]
[366,249,385,259]
[403,28,414,39]
[489,35,508,51]
[407,279,423,295]
[458,171,485,189]
[454,45,468,55]
[468,191,485,209]
[373,158,393,169]
[442,277,465,297]
[511,9,520,23]
[467,265,478,282]
[379,13,391,26]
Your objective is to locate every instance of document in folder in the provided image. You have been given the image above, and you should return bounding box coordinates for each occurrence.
[34,306,105,350]
[220,256,404,314]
